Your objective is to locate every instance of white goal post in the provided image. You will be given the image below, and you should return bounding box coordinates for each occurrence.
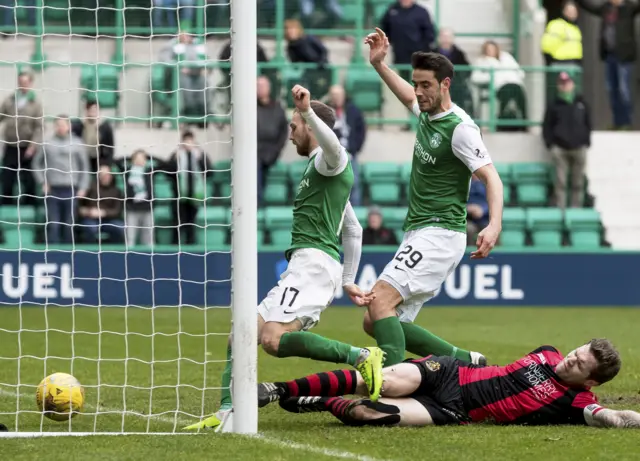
[230,0,258,435]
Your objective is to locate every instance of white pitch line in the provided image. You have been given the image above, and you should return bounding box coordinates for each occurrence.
[0,388,388,461]
[253,434,391,461]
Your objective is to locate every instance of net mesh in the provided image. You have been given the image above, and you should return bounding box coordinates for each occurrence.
[0,0,233,433]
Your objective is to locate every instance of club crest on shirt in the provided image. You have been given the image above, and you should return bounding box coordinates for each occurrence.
[429,132,442,148]
[424,360,441,372]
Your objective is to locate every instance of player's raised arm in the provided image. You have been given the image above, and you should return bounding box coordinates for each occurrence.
[451,123,503,259]
[365,28,417,113]
[340,202,373,306]
[586,406,640,428]
[292,85,346,172]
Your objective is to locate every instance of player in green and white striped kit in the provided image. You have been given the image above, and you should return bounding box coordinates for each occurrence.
[362,29,505,367]
[184,85,384,432]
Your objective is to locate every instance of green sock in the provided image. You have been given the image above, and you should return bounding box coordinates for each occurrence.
[401,322,472,362]
[219,344,233,410]
[373,316,406,366]
[277,331,362,366]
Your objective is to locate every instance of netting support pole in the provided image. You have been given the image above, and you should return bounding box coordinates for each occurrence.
[230,0,258,434]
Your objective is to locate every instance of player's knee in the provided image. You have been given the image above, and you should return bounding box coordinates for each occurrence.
[362,311,375,337]
[259,323,284,356]
[368,281,403,321]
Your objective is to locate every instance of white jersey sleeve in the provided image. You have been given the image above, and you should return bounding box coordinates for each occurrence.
[340,202,362,286]
[301,108,349,177]
[411,101,421,117]
[451,123,493,173]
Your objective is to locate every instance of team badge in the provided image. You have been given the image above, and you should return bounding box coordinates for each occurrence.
[424,361,441,372]
[429,133,442,148]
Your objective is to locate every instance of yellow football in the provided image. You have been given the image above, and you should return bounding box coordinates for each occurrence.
[35,373,84,421]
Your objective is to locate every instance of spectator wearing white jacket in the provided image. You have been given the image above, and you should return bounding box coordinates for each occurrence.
[471,41,528,132]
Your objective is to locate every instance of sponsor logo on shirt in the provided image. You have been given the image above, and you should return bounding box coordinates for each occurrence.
[522,357,559,402]
[414,140,437,165]
[297,178,310,193]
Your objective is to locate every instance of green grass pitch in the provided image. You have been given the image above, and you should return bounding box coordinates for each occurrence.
[1,306,639,460]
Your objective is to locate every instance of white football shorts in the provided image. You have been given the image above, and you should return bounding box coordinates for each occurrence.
[257,248,342,330]
[378,227,466,322]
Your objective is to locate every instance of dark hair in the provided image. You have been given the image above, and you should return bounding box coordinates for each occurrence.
[85,100,98,110]
[181,130,194,141]
[308,100,336,129]
[588,338,621,384]
[411,51,454,83]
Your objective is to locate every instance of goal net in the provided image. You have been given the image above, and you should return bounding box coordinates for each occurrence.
[0,0,257,435]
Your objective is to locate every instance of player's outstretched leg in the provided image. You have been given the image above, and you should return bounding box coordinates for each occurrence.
[400,321,487,365]
[261,324,385,401]
[362,311,486,365]
[279,396,432,427]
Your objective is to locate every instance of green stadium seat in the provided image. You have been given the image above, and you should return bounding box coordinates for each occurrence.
[150,63,173,124]
[212,160,232,204]
[353,206,368,227]
[281,67,305,108]
[345,68,383,113]
[196,207,230,246]
[380,207,407,231]
[264,183,289,205]
[153,205,173,225]
[288,160,309,183]
[267,162,289,185]
[370,183,402,205]
[362,162,401,183]
[512,163,550,206]
[265,206,294,246]
[527,207,563,248]
[565,208,602,248]
[500,207,527,248]
[363,163,402,205]
[80,64,120,109]
[494,163,513,204]
[153,179,174,200]
[339,0,364,25]
[0,205,37,249]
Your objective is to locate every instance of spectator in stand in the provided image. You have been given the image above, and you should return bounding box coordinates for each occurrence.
[219,38,268,100]
[362,207,398,246]
[543,72,592,208]
[298,0,343,28]
[257,76,288,206]
[467,175,489,246]
[159,30,209,126]
[541,1,582,104]
[79,164,125,243]
[434,28,470,66]
[471,41,527,132]
[576,0,640,130]
[380,0,435,83]
[285,19,330,100]
[327,84,366,206]
[32,116,89,244]
[123,149,155,246]
[152,0,195,30]
[164,130,211,245]
[71,101,115,173]
[0,71,42,206]
[542,1,583,67]
[284,19,328,65]
[433,27,474,115]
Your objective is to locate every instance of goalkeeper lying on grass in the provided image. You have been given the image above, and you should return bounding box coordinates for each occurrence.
[259,338,640,428]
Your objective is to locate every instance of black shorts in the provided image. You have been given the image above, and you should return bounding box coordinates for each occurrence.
[405,356,470,426]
